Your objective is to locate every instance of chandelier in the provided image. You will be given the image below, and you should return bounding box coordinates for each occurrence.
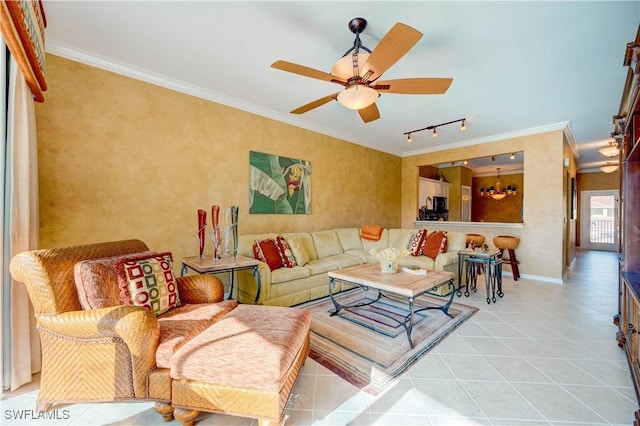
[479,168,517,200]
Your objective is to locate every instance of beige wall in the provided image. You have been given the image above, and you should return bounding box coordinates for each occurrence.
[35,55,401,263]
[35,54,579,282]
[401,131,569,281]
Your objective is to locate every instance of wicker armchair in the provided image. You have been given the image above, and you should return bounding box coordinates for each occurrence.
[9,239,223,415]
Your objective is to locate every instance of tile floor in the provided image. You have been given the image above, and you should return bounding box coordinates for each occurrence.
[2,249,638,425]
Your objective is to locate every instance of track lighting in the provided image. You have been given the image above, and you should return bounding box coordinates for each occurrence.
[402,117,466,142]
[510,153,515,160]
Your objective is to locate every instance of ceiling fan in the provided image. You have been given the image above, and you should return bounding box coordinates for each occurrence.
[271,17,453,123]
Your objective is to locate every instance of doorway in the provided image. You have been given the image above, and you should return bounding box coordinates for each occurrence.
[580,190,619,251]
[461,185,471,222]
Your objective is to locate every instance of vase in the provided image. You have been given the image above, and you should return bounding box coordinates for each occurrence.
[197,209,207,259]
[211,205,221,260]
[231,206,239,258]
[369,248,410,274]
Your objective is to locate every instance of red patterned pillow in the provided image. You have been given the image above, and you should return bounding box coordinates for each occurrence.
[408,229,428,256]
[422,231,448,260]
[252,239,285,271]
[275,236,297,268]
[74,251,157,309]
[116,252,180,316]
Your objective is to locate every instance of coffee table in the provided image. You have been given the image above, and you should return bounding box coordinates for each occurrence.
[327,263,455,348]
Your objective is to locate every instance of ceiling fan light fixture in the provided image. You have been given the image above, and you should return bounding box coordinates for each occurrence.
[331,53,370,80]
[336,85,378,110]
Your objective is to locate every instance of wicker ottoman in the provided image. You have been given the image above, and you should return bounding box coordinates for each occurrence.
[167,304,310,426]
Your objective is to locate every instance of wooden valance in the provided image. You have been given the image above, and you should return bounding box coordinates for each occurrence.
[0,0,47,102]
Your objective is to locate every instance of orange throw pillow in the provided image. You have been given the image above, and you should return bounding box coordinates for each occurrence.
[422,231,448,260]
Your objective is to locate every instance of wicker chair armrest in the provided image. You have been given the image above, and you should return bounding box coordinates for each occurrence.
[176,275,224,304]
[36,305,159,351]
[37,305,159,399]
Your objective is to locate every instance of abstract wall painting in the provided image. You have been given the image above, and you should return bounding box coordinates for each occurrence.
[249,151,311,214]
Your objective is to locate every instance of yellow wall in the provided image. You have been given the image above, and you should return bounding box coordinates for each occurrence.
[35,54,578,282]
[401,131,568,281]
[471,173,523,223]
[35,55,401,263]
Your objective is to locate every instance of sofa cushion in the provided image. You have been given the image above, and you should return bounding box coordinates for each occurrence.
[169,305,311,392]
[282,232,318,260]
[446,231,467,252]
[74,251,156,310]
[409,229,429,256]
[116,252,181,316]
[156,300,238,368]
[271,266,311,284]
[253,239,284,271]
[361,228,389,251]
[399,255,436,270]
[311,230,344,258]
[323,253,363,269]
[389,229,415,251]
[423,231,448,260]
[305,259,338,275]
[333,228,363,251]
[435,251,459,269]
[286,236,310,266]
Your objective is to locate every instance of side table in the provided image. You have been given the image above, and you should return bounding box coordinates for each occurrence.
[456,248,502,300]
[180,255,261,304]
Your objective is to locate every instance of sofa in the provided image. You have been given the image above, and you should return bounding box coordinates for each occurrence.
[235,228,466,307]
[9,239,310,426]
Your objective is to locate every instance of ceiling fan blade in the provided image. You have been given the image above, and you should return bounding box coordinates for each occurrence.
[373,78,453,94]
[290,93,339,114]
[360,23,422,82]
[271,60,347,85]
[358,103,380,123]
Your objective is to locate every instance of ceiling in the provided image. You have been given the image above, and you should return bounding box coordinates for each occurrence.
[42,1,639,171]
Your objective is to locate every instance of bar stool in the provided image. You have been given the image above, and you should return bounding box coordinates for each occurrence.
[466,233,485,249]
[466,234,486,277]
[493,235,520,281]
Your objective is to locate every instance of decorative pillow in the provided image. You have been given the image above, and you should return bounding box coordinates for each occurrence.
[116,252,181,316]
[287,236,310,266]
[252,239,285,271]
[422,231,448,260]
[408,229,428,256]
[274,236,297,268]
[74,251,157,310]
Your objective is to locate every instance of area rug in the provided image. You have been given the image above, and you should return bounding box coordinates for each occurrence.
[296,289,478,395]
